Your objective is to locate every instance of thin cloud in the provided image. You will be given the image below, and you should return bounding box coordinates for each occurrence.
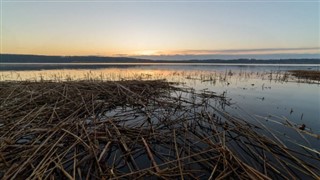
[173,47,320,55]
[112,54,130,57]
[132,53,320,60]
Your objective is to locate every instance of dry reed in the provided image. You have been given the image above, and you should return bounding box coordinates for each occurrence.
[0,80,319,179]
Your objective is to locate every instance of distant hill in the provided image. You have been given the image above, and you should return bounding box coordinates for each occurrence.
[0,54,151,63]
[1,54,319,64]
[179,59,320,64]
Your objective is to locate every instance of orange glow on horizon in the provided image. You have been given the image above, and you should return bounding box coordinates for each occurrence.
[1,47,319,57]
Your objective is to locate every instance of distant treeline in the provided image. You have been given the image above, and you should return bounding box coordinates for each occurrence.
[0,54,151,63]
[1,54,319,64]
[188,59,320,64]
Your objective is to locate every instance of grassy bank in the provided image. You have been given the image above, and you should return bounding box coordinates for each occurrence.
[0,80,319,179]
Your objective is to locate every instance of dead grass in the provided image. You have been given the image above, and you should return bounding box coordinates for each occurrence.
[289,70,320,81]
[0,80,319,179]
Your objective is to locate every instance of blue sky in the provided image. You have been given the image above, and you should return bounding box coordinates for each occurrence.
[1,0,319,59]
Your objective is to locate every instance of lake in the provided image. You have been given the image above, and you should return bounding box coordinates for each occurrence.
[1,63,320,178]
[1,64,319,128]
[1,63,319,131]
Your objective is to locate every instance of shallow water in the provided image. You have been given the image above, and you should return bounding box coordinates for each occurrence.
[1,63,320,178]
[1,63,319,133]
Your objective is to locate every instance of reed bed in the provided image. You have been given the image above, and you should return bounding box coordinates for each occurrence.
[289,70,320,82]
[0,80,319,179]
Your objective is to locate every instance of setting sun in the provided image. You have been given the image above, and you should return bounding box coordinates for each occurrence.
[133,50,161,56]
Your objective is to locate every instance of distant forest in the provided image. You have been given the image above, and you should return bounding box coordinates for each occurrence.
[1,54,319,64]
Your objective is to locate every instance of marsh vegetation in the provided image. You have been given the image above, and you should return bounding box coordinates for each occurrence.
[0,65,319,179]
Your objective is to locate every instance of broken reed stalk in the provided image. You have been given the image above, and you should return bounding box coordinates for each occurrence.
[0,79,319,179]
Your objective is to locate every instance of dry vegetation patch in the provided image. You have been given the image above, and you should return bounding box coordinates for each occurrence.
[0,80,319,179]
[289,70,320,81]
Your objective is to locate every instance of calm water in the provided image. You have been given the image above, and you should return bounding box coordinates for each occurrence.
[1,63,320,145]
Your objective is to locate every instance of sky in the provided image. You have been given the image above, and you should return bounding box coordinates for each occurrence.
[1,0,319,60]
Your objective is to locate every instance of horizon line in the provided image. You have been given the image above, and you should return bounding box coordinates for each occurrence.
[1,52,320,61]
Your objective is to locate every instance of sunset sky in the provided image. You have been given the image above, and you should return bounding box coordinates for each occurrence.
[1,0,319,59]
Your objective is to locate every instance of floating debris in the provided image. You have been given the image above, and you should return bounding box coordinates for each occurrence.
[290,108,294,114]
[299,124,306,130]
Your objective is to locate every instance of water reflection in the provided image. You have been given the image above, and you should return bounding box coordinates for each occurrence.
[1,64,319,178]
[0,65,319,134]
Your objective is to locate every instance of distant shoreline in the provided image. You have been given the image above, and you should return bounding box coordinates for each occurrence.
[1,62,319,72]
[1,54,319,64]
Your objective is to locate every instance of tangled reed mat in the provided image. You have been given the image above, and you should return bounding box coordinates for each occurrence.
[0,80,319,179]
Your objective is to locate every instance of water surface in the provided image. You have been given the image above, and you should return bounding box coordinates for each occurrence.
[1,63,319,138]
